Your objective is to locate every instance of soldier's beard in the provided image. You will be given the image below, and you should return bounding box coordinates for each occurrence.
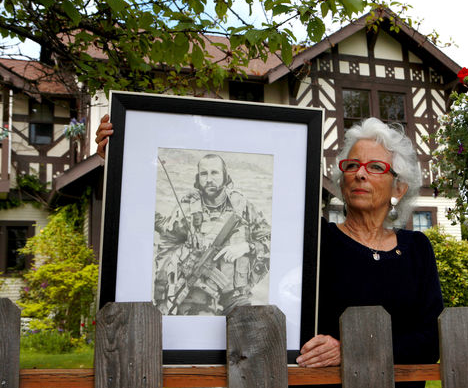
[201,185,226,206]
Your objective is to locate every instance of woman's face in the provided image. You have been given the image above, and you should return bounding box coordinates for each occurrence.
[341,139,401,217]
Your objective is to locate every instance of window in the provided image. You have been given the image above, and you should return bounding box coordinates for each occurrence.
[342,89,370,129]
[0,222,34,273]
[378,92,406,124]
[29,100,54,145]
[412,211,433,232]
[342,89,407,128]
[229,82,264,102]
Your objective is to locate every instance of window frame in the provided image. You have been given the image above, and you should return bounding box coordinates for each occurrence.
[0,221,35,274]
[29,99,54,145]
[406,207,438,231]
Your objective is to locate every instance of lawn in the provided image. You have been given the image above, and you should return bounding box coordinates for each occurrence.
[20,347,94,369]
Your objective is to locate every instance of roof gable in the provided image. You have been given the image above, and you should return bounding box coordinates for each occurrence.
[267,7,461,84]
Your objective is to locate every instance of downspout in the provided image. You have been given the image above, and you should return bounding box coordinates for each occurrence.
[8,89,12,174]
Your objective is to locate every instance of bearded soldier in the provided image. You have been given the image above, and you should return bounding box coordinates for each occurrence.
[153,153,270,315]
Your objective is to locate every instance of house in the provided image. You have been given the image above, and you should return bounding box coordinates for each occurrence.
[81,8,462,238]
[0,7,464,301]
[0,59,83,300]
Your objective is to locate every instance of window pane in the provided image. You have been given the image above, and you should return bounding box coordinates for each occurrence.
[412,211,432,232]
[343,90,370,119]
[30,123,53,145]
[343,90,370,129]
[30,101,53,123]
[379,92,405,122]
[7,226,28,271]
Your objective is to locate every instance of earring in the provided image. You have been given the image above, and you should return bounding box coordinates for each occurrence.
[389,197,399,221]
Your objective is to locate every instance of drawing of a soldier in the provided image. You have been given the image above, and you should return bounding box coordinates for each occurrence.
[153,153,270,315]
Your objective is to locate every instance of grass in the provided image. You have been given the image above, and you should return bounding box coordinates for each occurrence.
[20,346,94,369]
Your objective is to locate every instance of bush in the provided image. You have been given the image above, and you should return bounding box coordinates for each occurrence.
[21,330,74,354]
[425,227,468,307]
[18,201,98,337]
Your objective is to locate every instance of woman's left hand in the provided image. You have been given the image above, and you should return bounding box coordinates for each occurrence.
[296,334,341,367]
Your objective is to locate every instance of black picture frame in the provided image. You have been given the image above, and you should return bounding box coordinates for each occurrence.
[98,91,323,364]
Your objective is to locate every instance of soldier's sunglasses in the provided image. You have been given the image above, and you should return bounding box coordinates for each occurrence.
[339,159,398,177]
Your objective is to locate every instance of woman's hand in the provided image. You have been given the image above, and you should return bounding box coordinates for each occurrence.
[95,114,113,158]
[296,334,341,367]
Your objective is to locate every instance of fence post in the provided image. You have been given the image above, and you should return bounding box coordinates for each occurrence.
[94,302,163,388]
[0,298,20,388]
[340,306,394,388]
[226,305,288,388]
[438,307,468,388]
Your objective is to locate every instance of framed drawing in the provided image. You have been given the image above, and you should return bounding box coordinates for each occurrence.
[98,91,323,364]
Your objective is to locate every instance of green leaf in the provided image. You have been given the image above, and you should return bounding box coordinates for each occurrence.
[215,0,228,19]
[191,44,204,68]
[62,0,81,24]
[272,4,291,16]
[321,2,329,17]
[307,17,326,42]
[38,0,55,7]
[106,0,127,14]
[340,0,365,14]
[281,34,292,65]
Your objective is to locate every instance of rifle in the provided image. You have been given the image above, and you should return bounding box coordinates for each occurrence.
[168,212,240,314]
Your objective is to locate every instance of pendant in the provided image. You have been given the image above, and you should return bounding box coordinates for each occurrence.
[373,252,380,261]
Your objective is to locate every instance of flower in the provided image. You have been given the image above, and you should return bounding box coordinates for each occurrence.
[40,281,48,289]
[81,322,85,327]
[458,140,464,154]
[64,117,86,139]
[457,67,468,85]
[92,320,96,325]
[23,286,30,293]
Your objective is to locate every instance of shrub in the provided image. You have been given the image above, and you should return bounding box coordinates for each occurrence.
[425,227,468,307]
[21,330,74,354]
[18,200,98,337]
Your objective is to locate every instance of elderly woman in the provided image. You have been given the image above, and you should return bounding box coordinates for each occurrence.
[296,118,443,388]
[96,116,443,387]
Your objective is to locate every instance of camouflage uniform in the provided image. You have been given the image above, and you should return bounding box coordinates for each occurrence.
[153,188,270,315]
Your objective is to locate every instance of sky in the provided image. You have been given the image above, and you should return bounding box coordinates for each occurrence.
[2,0,467,67]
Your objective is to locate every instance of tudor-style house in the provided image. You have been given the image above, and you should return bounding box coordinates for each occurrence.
[0,58,86,300]
[0,7,464,302]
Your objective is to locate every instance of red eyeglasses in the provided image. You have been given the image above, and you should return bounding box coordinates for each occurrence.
[339,159,398,177]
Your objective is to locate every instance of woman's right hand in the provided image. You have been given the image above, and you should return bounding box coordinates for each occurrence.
[296,334,341,367]
[95,114,113,158]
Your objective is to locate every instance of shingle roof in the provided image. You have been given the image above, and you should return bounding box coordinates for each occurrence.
[0,58,72,96]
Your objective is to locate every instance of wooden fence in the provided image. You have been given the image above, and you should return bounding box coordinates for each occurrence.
[1,298,467,387]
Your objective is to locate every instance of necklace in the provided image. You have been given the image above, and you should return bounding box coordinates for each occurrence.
[343,222,384,261]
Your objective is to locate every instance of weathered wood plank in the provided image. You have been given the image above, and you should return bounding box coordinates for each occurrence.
[226,305,288,388]
[340,306,394,388]
[94,302,163,388]
[18,364,440,387]
[0,298,20,388]
[439,307,468,388]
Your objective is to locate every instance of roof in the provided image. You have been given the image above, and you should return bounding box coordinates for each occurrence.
[0,58,74,97]
[266,8,462,83]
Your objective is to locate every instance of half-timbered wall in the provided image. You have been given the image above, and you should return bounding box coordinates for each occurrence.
[9,91,74,188]
[292,29,460,238]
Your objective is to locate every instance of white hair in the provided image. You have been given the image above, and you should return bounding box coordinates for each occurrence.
[332,118,422,227]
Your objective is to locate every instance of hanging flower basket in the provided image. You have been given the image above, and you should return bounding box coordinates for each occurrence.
[64,118,86,140]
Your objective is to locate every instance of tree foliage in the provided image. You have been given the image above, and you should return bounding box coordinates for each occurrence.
[425,227,468,307]
[0,0,406,95]
[18,201,98,337]
[431,69,468,224]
